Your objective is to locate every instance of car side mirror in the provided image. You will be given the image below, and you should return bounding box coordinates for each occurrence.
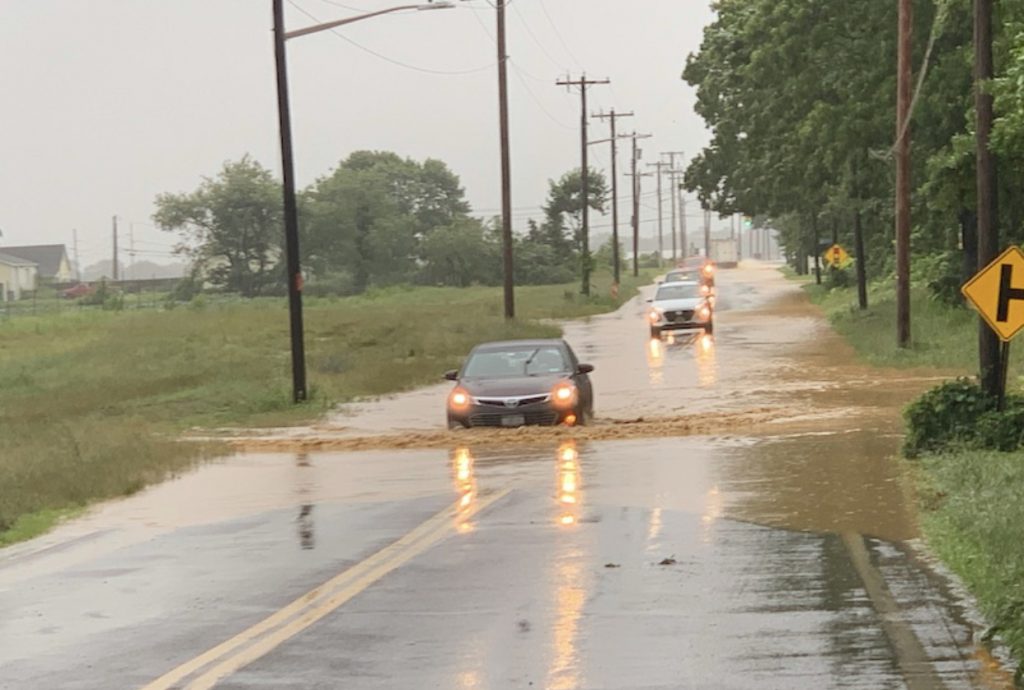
[577,363,595,375]
[444,370,458,381]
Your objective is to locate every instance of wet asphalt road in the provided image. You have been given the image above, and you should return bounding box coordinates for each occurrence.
[0,264,1010,689]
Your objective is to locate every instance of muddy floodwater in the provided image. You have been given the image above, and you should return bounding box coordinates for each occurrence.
[2,263,1013,689]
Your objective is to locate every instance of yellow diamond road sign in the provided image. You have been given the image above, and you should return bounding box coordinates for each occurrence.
[962,245,1024,342]
[823,244,850,269]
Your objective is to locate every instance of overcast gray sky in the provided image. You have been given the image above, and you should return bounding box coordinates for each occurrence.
[0,0,718,269]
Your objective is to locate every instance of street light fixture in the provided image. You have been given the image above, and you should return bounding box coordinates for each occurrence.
[272,0,453,403]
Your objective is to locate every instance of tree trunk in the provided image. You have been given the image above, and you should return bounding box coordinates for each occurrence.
[854,208,868,309]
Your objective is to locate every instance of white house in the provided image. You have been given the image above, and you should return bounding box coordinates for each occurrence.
[0,252,38,301]
[0,245,73,283]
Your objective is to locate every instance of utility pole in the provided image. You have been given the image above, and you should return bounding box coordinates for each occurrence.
[593,109,633,285]
[896,0,912,348]
[129,224,135,283]
[975,0,1001,395]
[72,229,80,281]
[679,192,688,258]
[624,133,652,277]
[273,0,307,403]
[112,215,119,281]
[557,74,610,296]
[663,152,685,263]
[703,207,711,258]
[647,160,669,264]
[496,0,515,319]
[678,185,688,259]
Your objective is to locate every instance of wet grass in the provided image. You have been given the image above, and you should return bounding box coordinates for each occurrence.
[0,270,652,544]
[803,280,1022,384]
[915,450,1024,673]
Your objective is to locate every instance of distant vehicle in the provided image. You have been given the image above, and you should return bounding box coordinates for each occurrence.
[661,267,715,303]
[675,256,716,288]
[61,283,93,299]
[647,280,714,338]
[709,238,739,268]
[445,339,595,429]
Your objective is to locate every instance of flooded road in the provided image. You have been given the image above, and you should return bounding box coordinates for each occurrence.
[0,263,1011,689]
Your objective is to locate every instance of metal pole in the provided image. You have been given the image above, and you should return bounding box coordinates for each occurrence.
[998,341,1011,411]
[896,0,912,348]
[496,0,515,318]
[273,0,308,403]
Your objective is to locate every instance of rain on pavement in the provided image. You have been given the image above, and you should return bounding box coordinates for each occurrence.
[0,263,1014,689]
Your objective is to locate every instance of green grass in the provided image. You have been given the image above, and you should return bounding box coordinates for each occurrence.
[916,450,1024,675]
[0,270,653,543]
[803,280,1022,383]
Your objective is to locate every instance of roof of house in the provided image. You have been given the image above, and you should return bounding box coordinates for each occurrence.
[0,251,38,267]
[0,245,67,276]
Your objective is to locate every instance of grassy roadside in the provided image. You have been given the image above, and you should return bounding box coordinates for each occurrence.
[801,273,1024,675]
[0,269,654,545]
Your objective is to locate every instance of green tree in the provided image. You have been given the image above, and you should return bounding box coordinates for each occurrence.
[419,218,500,287]
[302,151,472,292]
[153,156,281,297]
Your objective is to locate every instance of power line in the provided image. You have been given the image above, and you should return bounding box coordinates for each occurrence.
[286,0,496,76]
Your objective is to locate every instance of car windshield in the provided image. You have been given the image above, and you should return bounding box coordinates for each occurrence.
[463,346,569,378]
[655,283,702,301]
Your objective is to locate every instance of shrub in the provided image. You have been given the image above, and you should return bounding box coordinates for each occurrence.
[904,378,1024,457]
[904,378,996,457]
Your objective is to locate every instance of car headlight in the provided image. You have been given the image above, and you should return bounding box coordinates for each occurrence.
[703,263,715,277]
[448,388,472,410]
[697,303,712,321]
[647,308,662,323]
[552,382,577,407]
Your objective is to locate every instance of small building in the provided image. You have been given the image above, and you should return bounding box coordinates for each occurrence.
[0,252,38,302]
[0,244,74,283]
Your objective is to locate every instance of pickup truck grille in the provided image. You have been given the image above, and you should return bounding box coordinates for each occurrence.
[664,310,695,323]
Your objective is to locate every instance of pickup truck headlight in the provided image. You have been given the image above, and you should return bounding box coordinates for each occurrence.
[697,303,712,321]
[647,308,663,323]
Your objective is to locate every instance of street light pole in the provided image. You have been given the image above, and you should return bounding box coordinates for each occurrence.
[272,0,452,404]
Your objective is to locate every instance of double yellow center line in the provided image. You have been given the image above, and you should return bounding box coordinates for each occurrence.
[141,488,511,690]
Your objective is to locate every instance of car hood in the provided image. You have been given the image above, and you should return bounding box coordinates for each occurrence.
[652,297,704,311]
[460,373,568,397]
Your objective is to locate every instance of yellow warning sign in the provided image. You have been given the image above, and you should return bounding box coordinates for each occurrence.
[823,244,850,269]
[962,245,1024,342]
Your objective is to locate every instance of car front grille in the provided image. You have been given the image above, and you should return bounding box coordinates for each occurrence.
[469,411,560,427]
[664,310,695,323]
[476,395,550,408]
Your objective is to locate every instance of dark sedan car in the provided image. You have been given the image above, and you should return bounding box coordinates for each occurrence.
[445,339,594,429]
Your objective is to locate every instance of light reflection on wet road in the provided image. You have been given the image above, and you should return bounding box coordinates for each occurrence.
[0,263,1013,689]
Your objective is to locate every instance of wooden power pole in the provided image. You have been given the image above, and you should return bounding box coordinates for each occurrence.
[593,109,633,286]
[975,0,1002,395]
[557,74,609,296]
[895,0,912,348]
[496,0,515,319]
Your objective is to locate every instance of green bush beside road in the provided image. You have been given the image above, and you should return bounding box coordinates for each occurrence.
[803,274,1024,674]
[0,270,653,545]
